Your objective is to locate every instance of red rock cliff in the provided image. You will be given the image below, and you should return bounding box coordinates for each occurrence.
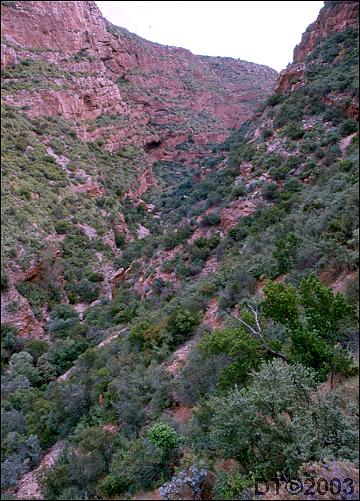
[1,1,277,166]
[293,1,359,64]
[275,1,359,94]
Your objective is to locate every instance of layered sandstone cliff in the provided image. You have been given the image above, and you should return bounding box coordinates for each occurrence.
[275,0,359,95]
[1,0,277,166]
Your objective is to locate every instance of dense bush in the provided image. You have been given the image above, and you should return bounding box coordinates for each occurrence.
[1,272,9,292]
[206,360,358,478]
[167,308,201,346]
[200,328,265,391]
[115,234,126,248]
[273,233,300,274]
[163,225,193,250]
[340,118,358,137]
[284,122,305,140]
[147,422,181,457]
[201,212,221,227]
[99,439,165,497]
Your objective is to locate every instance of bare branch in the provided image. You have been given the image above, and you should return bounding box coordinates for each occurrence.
[229,311,258,337]
[227,308,288,361]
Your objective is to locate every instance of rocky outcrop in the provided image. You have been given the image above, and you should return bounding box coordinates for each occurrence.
[293,1,359,64]
[274,63,305,94]
[159,465,211,500]
[203,298,222,330]
[322,93,359,120]
[275,1,359,94]
[1,286,46,339]
[0,1,108,53]
[111,266,132,296]
[1,261,48,339]
[71,182,105,197]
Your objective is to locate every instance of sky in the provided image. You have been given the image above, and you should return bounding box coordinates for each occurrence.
[95,1,324,72]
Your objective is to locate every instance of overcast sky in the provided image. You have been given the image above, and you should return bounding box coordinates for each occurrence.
[95,1,324,71]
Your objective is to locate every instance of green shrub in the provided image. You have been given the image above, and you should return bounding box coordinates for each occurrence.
[74,279,100,304]
[129,318,169,351]
[99,440,165,496]
[54,220,70,234]
[86,271,104,283]
[167,308,201,346]
[213,471,254,500]
[17,282,48,317]
[269,164,290,181]
[284,122,305,140]
[273,233,300,274]
[147,422,181,456]
[50,304,79,320]
[339,118,357,137]
[115,234,126,248]
[1,272,9,292]
[263,182,279,200]
[163,225,193,250]
[201,212,221,227]
[261,128,274,140]
[265,94,283,107]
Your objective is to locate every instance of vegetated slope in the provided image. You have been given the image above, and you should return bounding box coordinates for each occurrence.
[1,0,276,339]
[1,1,359,500]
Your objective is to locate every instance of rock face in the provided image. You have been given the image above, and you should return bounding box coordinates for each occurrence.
[275,1,359,94]
[159,465,209,500]
[293,1,359,64]
[1,1,277,166]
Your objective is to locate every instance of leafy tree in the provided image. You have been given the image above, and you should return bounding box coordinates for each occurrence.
[262,281,300,328]
[261,276,356,379]
[129,318,169,351]
[1,324,24,365]
[1,456,26,489]
[299,273,354,338]
[23,339,49,363]
[46,337,89,375]
[273,233,300,274]
[1,409,25,437]
[200,328,265,391]
[9,351,41,385]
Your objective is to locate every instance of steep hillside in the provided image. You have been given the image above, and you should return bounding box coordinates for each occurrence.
[1,1,359,500]
[1,0,276,339]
